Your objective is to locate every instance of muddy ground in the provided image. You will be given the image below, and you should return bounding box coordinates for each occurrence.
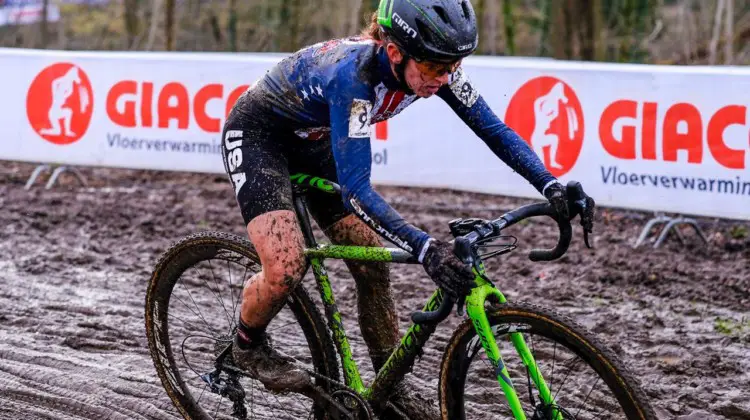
[0,161,748,420]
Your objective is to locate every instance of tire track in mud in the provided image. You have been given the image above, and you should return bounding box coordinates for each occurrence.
[1,163,749,419]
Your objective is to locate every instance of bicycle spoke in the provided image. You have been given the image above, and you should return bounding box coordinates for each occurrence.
[551,355,582,405]
[198,260,234,331]
[574,375,602,419]
[178,279,217,333]
[168,308,214,336]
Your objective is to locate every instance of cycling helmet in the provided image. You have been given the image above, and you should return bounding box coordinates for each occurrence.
[377,0,479,63]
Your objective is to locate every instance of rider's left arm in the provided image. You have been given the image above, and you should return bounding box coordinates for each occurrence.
[436,68,559,195]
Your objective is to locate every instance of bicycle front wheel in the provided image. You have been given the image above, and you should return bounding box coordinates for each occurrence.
[145,231,339,420]
[439,301,656,420]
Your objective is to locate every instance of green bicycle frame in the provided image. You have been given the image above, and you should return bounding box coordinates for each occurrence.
[291,173,559,419]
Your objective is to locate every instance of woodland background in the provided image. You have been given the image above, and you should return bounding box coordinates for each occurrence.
[1,0,748,65]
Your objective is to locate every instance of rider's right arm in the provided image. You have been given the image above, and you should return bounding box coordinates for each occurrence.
[326,80,433,262]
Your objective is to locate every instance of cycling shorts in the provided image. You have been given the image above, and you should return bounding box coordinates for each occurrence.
[220,90,350,230]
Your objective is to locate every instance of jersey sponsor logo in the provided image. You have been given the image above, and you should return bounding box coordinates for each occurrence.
[26,62,94,145]
[371,83,417,123]
[348,198,414,253]
[504,76,584,177]
[448,67,478,108]
[349,99,373,138]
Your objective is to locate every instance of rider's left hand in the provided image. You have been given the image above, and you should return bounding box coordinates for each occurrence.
[543,182,569,221]
[544,181,596,248]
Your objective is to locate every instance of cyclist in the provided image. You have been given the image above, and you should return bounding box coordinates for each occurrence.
[220,0,593,418]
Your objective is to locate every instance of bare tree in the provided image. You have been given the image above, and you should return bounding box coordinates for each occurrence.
[502,0,514,56]
[124,0,140,49]
[165,0,176,51]
[146,0,163,51]
[725,0,735,63]
[710,0,727,64]
[40,0,50,48]
[227,0,237,51]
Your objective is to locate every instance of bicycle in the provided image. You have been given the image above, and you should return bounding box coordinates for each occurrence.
[145,174,656,419]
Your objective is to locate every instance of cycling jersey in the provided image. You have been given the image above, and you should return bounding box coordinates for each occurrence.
[247,36,556,261]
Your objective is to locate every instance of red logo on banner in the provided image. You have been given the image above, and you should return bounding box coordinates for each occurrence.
[505,76,584,177]
[26,63,94,145]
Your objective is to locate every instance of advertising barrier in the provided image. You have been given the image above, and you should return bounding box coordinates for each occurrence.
[1,47,749,221]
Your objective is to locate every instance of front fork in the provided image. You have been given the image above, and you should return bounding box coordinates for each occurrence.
[464,267,561,420]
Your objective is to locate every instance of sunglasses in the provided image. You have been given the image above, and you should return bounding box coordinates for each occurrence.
[412,58,462,79]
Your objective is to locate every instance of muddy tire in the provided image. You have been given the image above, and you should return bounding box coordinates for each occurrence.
[145,231,339,420]
[438,301,656,420]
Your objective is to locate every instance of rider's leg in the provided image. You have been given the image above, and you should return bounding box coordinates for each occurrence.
[322,214,400,370]
[240,209,307,332]
[231,209,312,392]
[221,92,312,391]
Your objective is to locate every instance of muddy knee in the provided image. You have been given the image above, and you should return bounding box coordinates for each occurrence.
[263,253,307,295]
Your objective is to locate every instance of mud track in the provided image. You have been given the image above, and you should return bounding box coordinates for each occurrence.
[0,162,748,419]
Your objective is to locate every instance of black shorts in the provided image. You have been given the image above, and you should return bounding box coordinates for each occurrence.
[220,90,350,230]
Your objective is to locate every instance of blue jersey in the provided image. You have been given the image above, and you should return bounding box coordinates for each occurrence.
[254,36,556,261]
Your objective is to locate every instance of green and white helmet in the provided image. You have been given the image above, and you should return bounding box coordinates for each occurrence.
[377,0,479,63]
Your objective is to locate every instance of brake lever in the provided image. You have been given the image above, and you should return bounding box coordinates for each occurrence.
[578,196,595,249]
[565,181,595,250]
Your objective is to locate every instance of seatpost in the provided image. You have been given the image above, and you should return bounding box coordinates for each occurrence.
[292,192,317,248]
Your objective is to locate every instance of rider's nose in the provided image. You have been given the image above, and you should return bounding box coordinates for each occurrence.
[435,73,450,85]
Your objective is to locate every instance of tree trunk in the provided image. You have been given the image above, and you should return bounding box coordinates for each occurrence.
[550,0,575,59]
[709,0,726,64]
[578,0,602,60]
[165,0,176,51]
[227,0,237,51]
[348,0,364,37]
[124,0,139,49]
[724,0,734,64]
[502,0,514,55]
[40,0,49,48]
[146,0,162,51]
[537,0,552,56]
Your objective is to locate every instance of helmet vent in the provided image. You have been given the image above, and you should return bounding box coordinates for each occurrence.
[460,1,471,19]
[433,5,449,23]
[415,19,437,45]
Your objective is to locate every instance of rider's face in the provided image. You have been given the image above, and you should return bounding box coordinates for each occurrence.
[386,43,460,98]
[404,58,461,98]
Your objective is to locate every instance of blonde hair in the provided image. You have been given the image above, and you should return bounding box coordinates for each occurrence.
[361,11,384,42]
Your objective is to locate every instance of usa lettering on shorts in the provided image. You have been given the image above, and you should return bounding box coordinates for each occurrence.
[224,130,246,196]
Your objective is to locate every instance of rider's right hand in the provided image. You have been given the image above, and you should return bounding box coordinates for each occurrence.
[422,239,475,300]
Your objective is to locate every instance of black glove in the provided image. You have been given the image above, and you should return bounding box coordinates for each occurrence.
[543,181,570,221]
[552,180,596,249]
[422,239,475,300]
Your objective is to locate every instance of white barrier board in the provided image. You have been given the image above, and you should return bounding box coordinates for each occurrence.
[1,48,749,220]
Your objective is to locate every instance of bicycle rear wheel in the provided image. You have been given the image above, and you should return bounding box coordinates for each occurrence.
[439,301,656,420]
[145,231,339,419]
